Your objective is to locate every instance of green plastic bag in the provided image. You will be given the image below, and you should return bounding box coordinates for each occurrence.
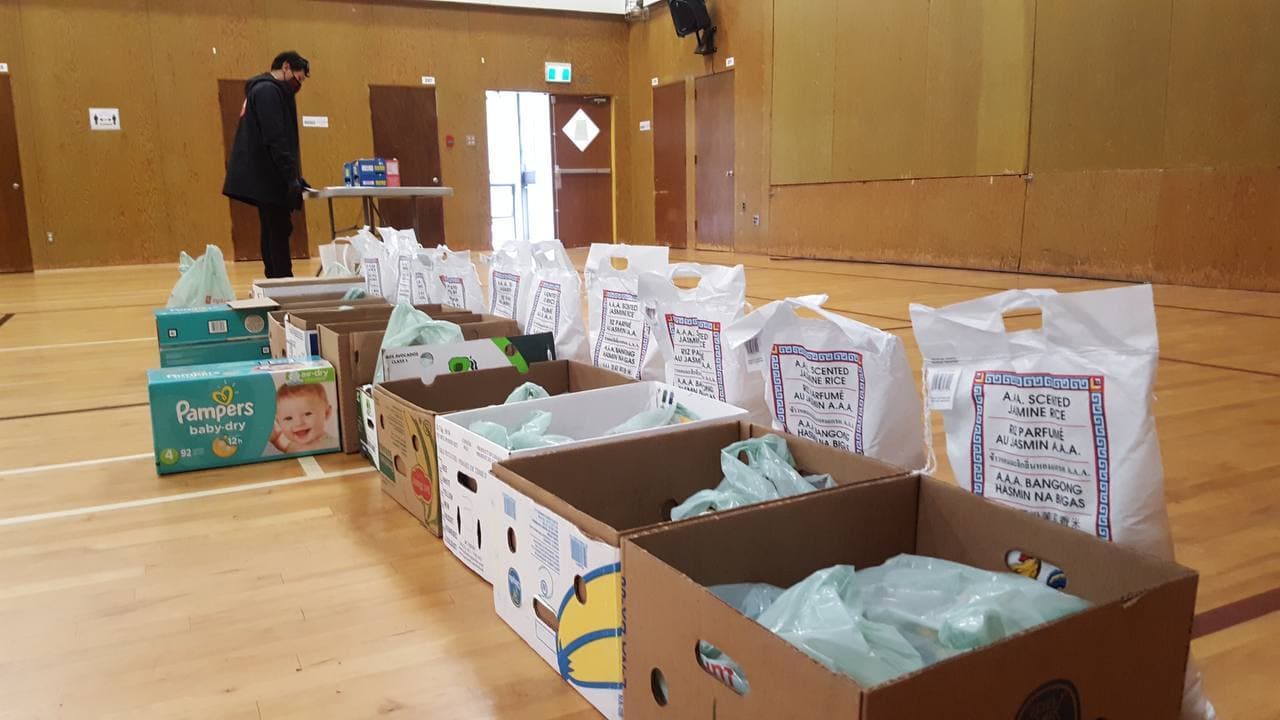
[671,434,834,520]
[341,287,366,300]
[470,410,574,450]
[505,382,550,404]
[709,555,1091,689]
[603,401,699,436]
[697,583,785,694]
[167,245,235,308]
[372,304,464,383]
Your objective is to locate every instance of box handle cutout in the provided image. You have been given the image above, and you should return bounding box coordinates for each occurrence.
[609,256,630,271]
[534,597,560,631]
[393,454,404,475]
[660,498,678,521]
[476,518,483,549]
[507,527,518,554]
[695,640,748,696]
[573,574,588,604]
[378,413,385,430]
[1005,549,1068,590]
[456,506,462,535]
[651,667,669,706]
[457,471,479,493]
[411,434,419,452]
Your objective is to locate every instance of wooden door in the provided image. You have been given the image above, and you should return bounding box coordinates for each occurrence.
[551,95,613,249]
[369,85,445,246]
[652,82,687,249]
[695,71,734,250]
[217,79,308,261]
[0,75,33,273]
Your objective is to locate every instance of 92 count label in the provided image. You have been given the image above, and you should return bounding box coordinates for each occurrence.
[969,371,1112,539]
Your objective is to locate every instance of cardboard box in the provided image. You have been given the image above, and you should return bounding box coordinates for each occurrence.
[251,276,365,299]
[267,298,392,359]
[320,316,519,454]
[435,382,748,585]
[374,361,634,535]
[353,157,388,186]
[284,304,468,358]
[489,422,911,718]
[155,298,277,368]
[621,475,1199,719]
[380,332,557,383]
[358,383,378,462]
[147,358,340,474]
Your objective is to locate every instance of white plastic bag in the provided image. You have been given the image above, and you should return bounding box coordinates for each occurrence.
[640,263,750,408]
[743,298,926,468]
[488,242,534,320]
[358,232,395,298]
[166,245,235,308]
[519,241,589,362]
[910,285,1214,719]
[584,243,670,380]
[430,247,485,313]
[318,239,355,277]
[386,231,424,306]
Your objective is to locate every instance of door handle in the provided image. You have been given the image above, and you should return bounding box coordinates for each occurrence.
[725,170,734,178]
[10,183,17,190]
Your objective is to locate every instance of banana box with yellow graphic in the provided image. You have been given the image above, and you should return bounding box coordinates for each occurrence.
[490,421,914,719]
[147,358,340,475]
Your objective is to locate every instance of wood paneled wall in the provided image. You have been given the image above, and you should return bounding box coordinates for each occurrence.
[626,0,1279,290]
[0,0,629,268]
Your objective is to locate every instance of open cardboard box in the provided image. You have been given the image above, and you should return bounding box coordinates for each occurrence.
[251,275,365,299]
[435,383,748,585]
[320,315,519,453]
[267,298,392,358]
[374,361,634,535]
[283,304,472,358]
[621,475,1198,719]
[490,422,913,719]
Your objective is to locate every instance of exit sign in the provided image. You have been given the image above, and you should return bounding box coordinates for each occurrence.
[545,62,572,84]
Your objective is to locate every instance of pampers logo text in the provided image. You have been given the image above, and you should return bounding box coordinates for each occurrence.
[175,385,255,435]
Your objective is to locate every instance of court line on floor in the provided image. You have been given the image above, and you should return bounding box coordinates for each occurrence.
[0,402,149,422]
[1193,587,1280,639]
[0,302,158,315]
[0,314,12,329]
[1161,357,1280,379]
[0,452,153,477]
[0,465,377,528]
[0,337,151,353]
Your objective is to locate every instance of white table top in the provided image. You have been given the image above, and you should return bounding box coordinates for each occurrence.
[305,186,455,199]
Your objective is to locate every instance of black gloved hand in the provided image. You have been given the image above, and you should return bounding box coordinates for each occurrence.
[298,177,313,190]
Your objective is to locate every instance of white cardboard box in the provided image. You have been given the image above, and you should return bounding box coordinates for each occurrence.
[251,277,364,299]
[434,382,746,584]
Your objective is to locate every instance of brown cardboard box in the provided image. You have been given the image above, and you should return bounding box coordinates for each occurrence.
[267,298,392,358]
[320,316,519,453]
[621,475,1199,720]
[251,275,365,299]
[489,423,911,719]
[374,361,634,535]
[281,304,470,358]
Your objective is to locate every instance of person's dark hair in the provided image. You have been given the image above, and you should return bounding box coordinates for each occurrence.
[271,51,310,77]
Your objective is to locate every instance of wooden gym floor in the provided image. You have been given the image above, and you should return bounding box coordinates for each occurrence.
[0,250,1276,719]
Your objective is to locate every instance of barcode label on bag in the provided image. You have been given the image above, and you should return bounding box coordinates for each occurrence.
[927,368,960,410]
[744,335,765,370]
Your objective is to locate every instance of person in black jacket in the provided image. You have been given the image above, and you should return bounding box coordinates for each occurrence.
[222,51,311,278]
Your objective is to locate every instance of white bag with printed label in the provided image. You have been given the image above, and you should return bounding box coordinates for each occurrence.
[488,242,534,320]
[430,247,486,313]
[383,231,423,305]
[743,298,926,468]
[358,233,396,298]
[585,243,670,380]
[405,249,438,305]
[640,263,752,411]
[910,285,1213,720]
[518,241,588,361]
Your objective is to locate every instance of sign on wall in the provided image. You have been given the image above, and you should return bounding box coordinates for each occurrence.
[89,108,121,131]
[545,62,573,84]
[302,115,330,128]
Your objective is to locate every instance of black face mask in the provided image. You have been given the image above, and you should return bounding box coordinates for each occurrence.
[287,76,302,94]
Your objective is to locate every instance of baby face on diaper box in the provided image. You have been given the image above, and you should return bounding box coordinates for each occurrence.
[147,358,340,474]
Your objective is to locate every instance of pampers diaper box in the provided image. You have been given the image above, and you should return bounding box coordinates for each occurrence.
[148,358,340,475]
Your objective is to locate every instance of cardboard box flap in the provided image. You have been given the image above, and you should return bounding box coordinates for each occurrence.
[915,479,1197,602]
[227,297,280,311]
[378,361,580,414]
[622,539,865,718]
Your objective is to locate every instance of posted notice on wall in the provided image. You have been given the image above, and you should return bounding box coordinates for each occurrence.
[89,108,121,131]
